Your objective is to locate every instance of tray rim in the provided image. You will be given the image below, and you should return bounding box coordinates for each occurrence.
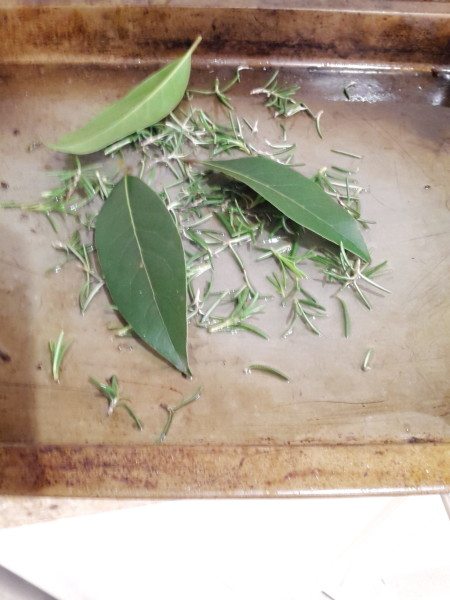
[0,442,448,498]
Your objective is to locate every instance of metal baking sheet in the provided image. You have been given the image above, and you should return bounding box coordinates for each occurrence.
[0,1,449,497]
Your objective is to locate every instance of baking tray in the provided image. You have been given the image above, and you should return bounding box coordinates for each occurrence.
[0,1,449,497]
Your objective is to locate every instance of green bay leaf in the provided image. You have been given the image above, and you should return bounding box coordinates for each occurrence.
[203,156,370,262]
[95,175,190,374]
[49,37,201,155]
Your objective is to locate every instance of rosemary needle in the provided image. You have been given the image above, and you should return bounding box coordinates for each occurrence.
[245,364,290,382]
[337,297,351,338]
[362,348,374,372]
[158,387,202,443]
[331,148,363,160]
[49,330,71,383]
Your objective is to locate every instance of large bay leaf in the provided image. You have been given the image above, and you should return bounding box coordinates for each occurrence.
[50,37,201,155]
[203,156,370,262]
[95,175,189,374]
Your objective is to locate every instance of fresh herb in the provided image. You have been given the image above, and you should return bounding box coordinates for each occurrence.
[245,364,290,382]
[2,158,114,224]
[207,286,268,339]
[362,348,374,372]
[315,110,324,139]
[50,37,202,154]
[257,244,308,280]
[53,230,104,314]
[188,66,248,109]
[158,387,202,443]
[311,244,389,311]
[338,297,351,338]
[313,166,370,227]
[203,157,370,262]
[90,375,143,430]
[95,175,190,375]
[251,71,323,136]
[284,298,323,337]
[49,331,71,382]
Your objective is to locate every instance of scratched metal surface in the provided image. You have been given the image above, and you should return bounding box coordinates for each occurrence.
[0,62,449,452]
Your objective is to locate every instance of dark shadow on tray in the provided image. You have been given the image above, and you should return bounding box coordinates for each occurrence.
[0,220,36,443]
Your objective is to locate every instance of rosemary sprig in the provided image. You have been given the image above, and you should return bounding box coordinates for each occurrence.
[257,244,308,280]
[158,387,202,443]
[283,298,323,337]
[90,375,143,430]
[311,244,389,310]
[49,331,71,382]
[267,270,289,299]
[313,166,369,226]
[245,364,290,382]
[188,66,248,109]
[1,159,114,220]
[207,286,268,339]
[251,71,323,136]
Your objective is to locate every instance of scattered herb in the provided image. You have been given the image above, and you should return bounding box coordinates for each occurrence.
[50,37,202,154]
[245,364,290,382]
[315,109,324,139]
[158,387,202,443]
[189,66,248,109]
[4,57,390,419]
[284,298,323,337]
[251,71,314,117]
[362,348,374,372]
[207,286,268,339]
[311,244,389,310]
[49,331,71,382]
[90,375,143,430]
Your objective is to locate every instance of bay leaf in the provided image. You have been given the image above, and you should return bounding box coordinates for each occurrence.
[49,36,201,155]
[203,156,370,262]
[95,175,190,375]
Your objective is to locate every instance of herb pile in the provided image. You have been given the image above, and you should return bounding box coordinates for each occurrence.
[2,37,390,437]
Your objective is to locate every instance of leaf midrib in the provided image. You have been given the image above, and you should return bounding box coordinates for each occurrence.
[206,162,368,258]
[123,176,177,358]
[206,161,361,252]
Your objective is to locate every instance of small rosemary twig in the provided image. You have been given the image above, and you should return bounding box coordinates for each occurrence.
[158,387,202,443]
[90,375,143,430]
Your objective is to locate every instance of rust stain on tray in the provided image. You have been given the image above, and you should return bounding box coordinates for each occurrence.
[0,443,448,498]
[0,3,449,65]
